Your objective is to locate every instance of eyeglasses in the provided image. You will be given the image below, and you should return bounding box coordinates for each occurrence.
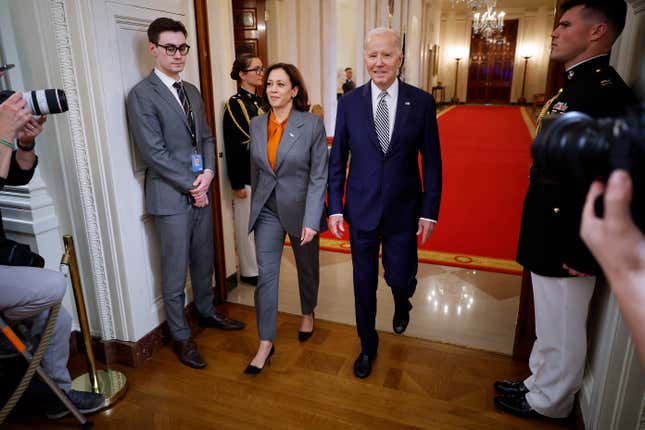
[156,43,190,56]
[244,66,266,75]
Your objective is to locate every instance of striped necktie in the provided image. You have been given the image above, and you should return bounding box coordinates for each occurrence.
[375,91,390,154]
[173,81,195,140]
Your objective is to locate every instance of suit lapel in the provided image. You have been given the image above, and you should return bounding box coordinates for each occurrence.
[389,80,411,155]
[148,71,190,131]
[275,110,304,173]
[361,83,381,152]
[255,113,274,176]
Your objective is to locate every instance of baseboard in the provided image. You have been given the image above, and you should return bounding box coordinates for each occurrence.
[70,302,200,368]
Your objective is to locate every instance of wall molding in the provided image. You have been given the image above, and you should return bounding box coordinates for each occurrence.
[628,0,645,14]
[50,0,116,339]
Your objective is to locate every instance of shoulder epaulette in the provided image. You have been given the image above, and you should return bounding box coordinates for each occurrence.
[224,99,251,143]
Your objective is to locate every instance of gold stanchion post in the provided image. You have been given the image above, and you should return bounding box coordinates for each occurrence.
[61,235,127,406]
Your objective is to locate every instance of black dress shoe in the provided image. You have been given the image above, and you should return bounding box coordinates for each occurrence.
[353,353,374,379]
[240,275,258,286]
[244,346,275,375]
[298,313,314,342]
[173,338,206,369]
[494,379,529,396]
[494,394,540,418]
[393,300,413,334]
[198,312,245,330]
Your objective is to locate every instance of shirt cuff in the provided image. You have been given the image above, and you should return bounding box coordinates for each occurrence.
[420,217,437,223]
[204,168,214,175]
[330,213,343,217]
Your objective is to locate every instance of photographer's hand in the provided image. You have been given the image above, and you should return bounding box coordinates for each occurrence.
[0,92,31,142]
[0,93,32,180]
[16,116,46,170]
[18,115,47,145]
[581,170,645,364]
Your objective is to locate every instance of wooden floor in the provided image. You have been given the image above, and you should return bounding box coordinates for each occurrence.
[5,303,574,429]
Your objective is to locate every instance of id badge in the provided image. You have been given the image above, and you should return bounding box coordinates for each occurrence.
[191,153,203,172]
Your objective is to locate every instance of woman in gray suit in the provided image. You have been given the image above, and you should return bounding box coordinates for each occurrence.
[245,63,328,374]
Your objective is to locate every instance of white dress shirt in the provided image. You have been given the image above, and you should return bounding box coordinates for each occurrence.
[154,68,184,110]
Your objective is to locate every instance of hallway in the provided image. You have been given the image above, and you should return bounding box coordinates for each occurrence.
[229,250,522,355]
[5,304,572,429]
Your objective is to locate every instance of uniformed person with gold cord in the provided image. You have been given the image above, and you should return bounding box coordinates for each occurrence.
[223,54,265,286]
[494,0,637,420]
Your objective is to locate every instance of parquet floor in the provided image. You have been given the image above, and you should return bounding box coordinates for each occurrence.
[5,304,573,429]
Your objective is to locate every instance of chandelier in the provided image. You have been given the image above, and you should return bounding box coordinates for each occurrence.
[451,0,494,11]
[452,0,506,38]
[472,5,505,38]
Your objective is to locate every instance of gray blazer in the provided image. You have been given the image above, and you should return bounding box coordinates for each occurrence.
[249,109,328,237]
[126,71,215,216]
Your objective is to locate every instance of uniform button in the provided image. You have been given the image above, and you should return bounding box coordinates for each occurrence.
[553,207,560,214]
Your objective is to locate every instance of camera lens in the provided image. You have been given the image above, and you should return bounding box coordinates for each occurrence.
[532,112,611,183]
[21,89,69,115]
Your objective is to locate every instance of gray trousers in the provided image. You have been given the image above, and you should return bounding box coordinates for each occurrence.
[0,266,72,392]
[154,205,216,341]
[253,206,319,341]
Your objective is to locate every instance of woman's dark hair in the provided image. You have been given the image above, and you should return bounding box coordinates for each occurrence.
[147,18,187,44]
[230,54,257,81]
[262,63,310,112]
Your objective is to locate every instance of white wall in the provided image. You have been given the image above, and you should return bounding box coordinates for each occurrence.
[205,0,238,283]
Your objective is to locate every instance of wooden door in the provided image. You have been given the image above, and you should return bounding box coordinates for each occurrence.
[466,19,518,104]
[232,0,267,64]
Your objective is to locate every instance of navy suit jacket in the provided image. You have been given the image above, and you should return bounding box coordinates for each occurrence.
[328,80,442,233]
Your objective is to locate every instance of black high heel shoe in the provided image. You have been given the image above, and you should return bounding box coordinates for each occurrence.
[298,313,315,342]
[244,346,275,375]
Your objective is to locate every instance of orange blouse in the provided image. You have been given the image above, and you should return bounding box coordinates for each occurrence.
[267,110,290,170]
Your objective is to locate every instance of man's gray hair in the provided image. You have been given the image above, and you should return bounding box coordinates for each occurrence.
[364,27,402,54]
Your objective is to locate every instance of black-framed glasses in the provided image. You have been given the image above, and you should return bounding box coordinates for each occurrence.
[244,66,266,75]
[156,43,190,56]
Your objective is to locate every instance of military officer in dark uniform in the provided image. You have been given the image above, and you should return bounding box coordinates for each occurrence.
[494,0,637,419]
[223,54,265,286]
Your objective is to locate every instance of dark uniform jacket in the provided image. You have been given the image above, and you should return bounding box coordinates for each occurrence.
[222,87,264,190]
[342,79,356,94]
[516,55,637,277]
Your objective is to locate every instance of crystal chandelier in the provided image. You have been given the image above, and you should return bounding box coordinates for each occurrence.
[472,5,505,38]
[451,0,494,11]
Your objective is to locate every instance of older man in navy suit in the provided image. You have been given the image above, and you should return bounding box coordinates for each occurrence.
[328,27,442,378]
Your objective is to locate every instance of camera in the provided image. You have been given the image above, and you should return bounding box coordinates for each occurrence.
[0,89,68,115]
[0,238,45,268]
[532,104,644,225]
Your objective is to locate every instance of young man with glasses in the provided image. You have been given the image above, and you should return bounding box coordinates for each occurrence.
[126,17,245,370]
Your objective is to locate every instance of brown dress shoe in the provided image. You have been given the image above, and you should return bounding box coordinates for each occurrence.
[198,312,245,330]
[173,338,206,369]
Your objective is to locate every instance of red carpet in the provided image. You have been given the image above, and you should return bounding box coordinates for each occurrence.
[319,105,534,274]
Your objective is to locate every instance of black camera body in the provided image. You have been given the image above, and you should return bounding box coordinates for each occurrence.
[532,104,644,227]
